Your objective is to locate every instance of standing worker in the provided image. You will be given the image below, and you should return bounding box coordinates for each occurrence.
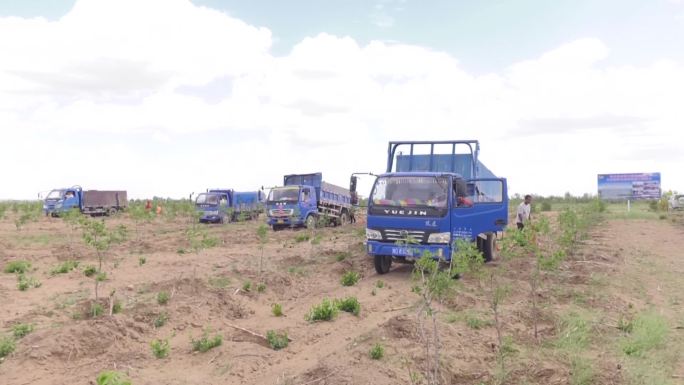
[516,195,532,230]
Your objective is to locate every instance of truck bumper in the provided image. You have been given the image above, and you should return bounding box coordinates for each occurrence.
[267,217,304,226]
[366,241,451,261]
[200,215,222,223]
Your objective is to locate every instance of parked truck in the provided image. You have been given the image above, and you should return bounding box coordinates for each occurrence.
[352,140,508,274]
[266,173,352,231]
[195,189,265,223]
[43,186,127,216]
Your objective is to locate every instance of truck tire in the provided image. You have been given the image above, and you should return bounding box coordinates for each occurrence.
[107,207,117,216]
[306,215,317,229]
[340,212,350,226]
[374,255,392,274]
[483,233,497,262]
[272,224,285,231]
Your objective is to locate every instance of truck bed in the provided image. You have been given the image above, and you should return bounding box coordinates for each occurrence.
[83,191,128,211]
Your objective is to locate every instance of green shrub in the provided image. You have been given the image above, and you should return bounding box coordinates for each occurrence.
[621,312,668,356]
[0,335,16,358]
[154,312,168,328]
[465,315,491,330]
[208,276,230,289]
[540,201,552,212]
[375,280,385,288]
[151,338,170,358]
[191,331,223,352]
[4,260,31,274]
[242,281,252,292]
[112,301,123,314]
[256,282,266,293]
[51,260,79,275]
[294,233,310,243]
[96,370,132,385]
[335,296,361,316]
[369,343,384,360]
[272,303,283,317]
[12,323,34,338]
[83,265,97,277]
[157,291,170,305]
[17,274,41,291]
[340,271,360,286]
[91,303,104,317]
[138,257,146,266]
[266,330,289,350]
[305,298,338,322]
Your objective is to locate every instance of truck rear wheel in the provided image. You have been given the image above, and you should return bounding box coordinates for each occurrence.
[340,212,350,226]
[483,233,497,262]
[374,255,392,274]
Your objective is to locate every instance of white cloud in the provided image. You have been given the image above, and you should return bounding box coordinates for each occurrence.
[1,0,683,199]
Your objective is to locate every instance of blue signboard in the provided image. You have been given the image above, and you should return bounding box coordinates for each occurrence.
[597,173,661,200]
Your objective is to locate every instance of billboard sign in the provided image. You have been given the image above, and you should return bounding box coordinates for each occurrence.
[597,173,661,200]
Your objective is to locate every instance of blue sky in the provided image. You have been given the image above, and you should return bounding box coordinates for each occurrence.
[3,0,683,72]
[1,0,683,199]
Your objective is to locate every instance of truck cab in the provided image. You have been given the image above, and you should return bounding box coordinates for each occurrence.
[267,184,319,230]
[195,189,233,223]
[43,186,82,216]
[358,141,508,274]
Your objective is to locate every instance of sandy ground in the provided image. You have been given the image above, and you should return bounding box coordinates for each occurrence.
[0,212,682,384]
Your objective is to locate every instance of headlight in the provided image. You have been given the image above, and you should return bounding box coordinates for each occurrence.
[366,229,382,240]
[427,232,450,244]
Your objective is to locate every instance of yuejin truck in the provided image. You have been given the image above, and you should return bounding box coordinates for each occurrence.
[351,140,508,274]
[266,172,352,231]
[195,189,265,224]
[43,186,127,216]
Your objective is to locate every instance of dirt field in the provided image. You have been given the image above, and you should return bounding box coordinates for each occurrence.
[0,210,683,385]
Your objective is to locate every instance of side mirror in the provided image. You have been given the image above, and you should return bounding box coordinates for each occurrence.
[350,176,358,205]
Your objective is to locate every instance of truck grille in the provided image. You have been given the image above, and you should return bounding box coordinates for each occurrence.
[269,208,294,217]
[381,229,428,244]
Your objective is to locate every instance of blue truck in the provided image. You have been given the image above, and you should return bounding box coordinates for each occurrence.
[195,189,265,223]
[352,140,508,274]
[43,186,127,216]
[266,173,352,231]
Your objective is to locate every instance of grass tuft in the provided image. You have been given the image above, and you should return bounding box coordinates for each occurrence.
[272,303,283,317]
[96,370,132,385]
[4,260,31,274]
[266,330,289,350]
[305,298,338,322]
[51,260,79,275]
[621,311,668,357]
[151,338,170,358]
[191,331,223,352]
[12,323,34,338]
[335,296,361,316]
[340,271,360,286]
[157,291,170,305]
[369,343,384,360]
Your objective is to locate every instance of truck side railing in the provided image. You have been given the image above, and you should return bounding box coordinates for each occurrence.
[386,140,480,176]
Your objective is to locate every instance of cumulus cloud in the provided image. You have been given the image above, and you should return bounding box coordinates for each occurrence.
[0,0,682,199]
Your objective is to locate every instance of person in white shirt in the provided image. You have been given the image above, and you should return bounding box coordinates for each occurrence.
[516,195,532,230]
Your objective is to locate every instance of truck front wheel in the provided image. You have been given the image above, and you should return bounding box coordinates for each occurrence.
[374,255,392,274]
[305,215,317,229]
[483,233,497,262]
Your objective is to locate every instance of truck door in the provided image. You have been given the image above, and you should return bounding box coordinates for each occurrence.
[450,178,508,241]
[63,190,79,211]
[300,187,314,214]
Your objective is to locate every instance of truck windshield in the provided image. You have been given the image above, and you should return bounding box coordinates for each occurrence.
[268,187,300,203]
[46,190,63,200]
[370,176,449,208]
[196,193,220,205]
